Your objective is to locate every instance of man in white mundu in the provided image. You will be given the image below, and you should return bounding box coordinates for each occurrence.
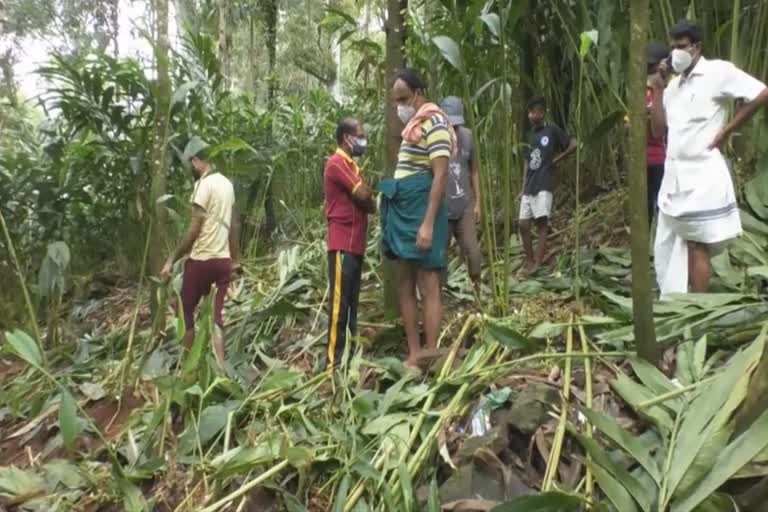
[649,19,768,296]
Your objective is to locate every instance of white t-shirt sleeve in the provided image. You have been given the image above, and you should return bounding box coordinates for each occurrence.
[191,178,212,211]
[718,61,767,101]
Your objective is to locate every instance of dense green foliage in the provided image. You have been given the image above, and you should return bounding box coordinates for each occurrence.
[3,0,768,510]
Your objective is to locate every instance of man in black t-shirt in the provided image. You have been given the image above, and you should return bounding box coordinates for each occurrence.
[519,96,576,273]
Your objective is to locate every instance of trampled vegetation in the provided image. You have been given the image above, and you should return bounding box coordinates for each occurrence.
[2,0,768,511]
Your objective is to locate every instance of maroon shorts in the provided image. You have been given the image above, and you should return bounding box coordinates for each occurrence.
[181,258,232,330]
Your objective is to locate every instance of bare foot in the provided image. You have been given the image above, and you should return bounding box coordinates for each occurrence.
[404,355,420,369]
[404,354,422,370]
[403,359,422,378]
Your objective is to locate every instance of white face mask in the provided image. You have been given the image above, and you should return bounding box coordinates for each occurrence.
[348,136,367,157]
[671,48,693,73]
[397,104,416,124]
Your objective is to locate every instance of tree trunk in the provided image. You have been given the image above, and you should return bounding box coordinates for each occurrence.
[249,15,257,97]
[111,0,119,56]
[519,0,536,135]
[149,0,172,333]
[0,49,18,107]
[381,0,406,317]
[424,0,438,93]
[262,0,278,238]
[328,0,342,100]
[628,0,658,364]
[218,0,229,87]
[174,0,198,33]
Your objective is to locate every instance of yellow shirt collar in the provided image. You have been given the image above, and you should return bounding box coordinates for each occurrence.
[335,148,360,174]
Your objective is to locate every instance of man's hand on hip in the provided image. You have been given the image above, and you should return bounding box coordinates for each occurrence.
[708,130,727,150]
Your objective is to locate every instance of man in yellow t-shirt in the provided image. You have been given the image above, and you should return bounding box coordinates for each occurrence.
[161,142,239,366]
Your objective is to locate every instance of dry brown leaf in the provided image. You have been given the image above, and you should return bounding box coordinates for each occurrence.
[473,447,510,485]
[533,426,551,466]
[548,365,561,383]
[438,428,457,470]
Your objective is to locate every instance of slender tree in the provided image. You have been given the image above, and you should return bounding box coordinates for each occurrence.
[381,0,406,315]
[627,0,658,364]
[174,0,199,33]
[148,0,172,330]
[218,0,230,85]
[0,50,18,107]
[262,0,278,237]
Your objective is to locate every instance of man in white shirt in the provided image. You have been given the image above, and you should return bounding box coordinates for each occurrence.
[649,20,768,296]
[161,139,239,366]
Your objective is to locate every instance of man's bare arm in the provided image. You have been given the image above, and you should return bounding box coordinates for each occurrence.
[352,183,376,214]
[229,207,241,267]
[470,156,481,220]
[553,138,577,165]
[170,207,204,264]
[649,83,667,140]
[161,206,204,280]
[709,87,768,149]
[425,156,448,225]
[520,160,529,196]
[415,156,449,250]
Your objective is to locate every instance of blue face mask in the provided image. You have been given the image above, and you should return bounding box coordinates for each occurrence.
[350,136,367,157]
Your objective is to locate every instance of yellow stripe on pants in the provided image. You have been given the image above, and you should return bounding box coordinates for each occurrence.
[327,252,342,367]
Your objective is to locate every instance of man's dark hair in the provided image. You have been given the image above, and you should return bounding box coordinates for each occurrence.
[527,96,546,111]
[394,68,427,93]
[669,19,703,44]
[335,118,358,146]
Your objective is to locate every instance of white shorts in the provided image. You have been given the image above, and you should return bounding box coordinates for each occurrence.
[519,191,553,220]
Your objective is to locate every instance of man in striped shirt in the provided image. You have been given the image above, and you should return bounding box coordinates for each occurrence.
[380,68,453,370]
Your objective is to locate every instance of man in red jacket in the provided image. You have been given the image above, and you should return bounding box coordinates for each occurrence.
[324,118,375,368]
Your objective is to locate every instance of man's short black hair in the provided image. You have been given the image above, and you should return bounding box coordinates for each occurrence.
[669,19,703,44]
[394,68,427,93]
[646,41,670,65]
[527,96,546,111]
[335,118,359,146]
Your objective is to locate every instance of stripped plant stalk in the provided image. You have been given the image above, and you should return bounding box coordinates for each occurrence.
[0,209,43,347]
[657,406,684,510]
[199,459,290,512]
[461,75,495,314]
[543,317,574,490]
[388,382,470,511]
[385,319,498,509]
[451,351,632,382]
[637,374,718,409]
[499,3,513,315]
[344,314,478,512]
[573,53,585,302]
[578,323,594,502]
[116,215,154,391]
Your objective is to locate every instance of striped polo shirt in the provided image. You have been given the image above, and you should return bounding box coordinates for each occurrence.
[394,115,452,179]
